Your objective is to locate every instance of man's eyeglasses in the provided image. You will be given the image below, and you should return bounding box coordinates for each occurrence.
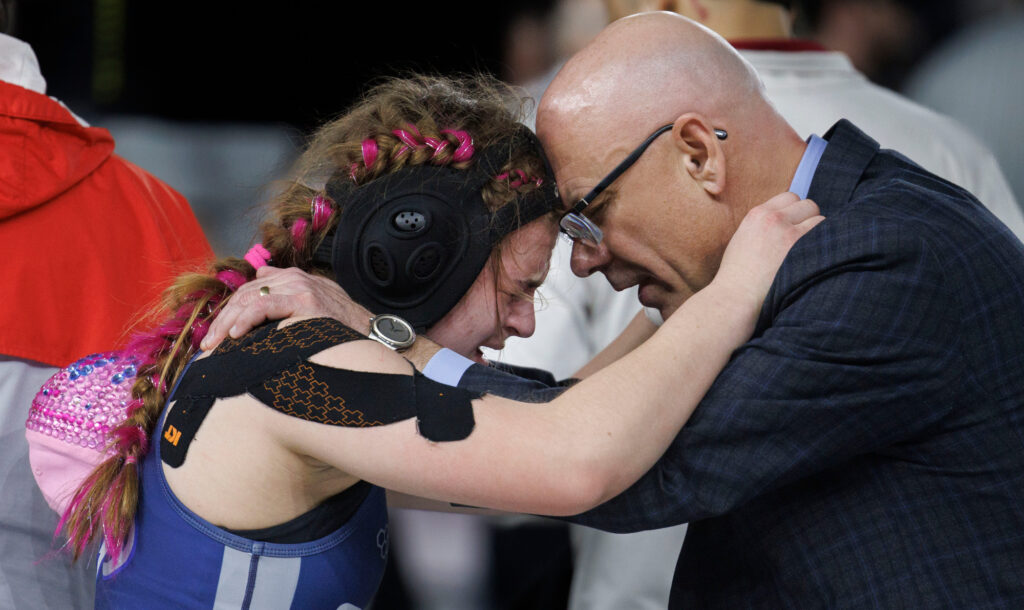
[559,124,728,245]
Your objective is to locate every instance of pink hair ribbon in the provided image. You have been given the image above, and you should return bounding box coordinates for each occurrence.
[441,129,474,162]
[495,169,542,189]
[423,137,449,160]
[391,128,421,159]
[311,194,333,232]
[291,218,309,249]
[496,169,529,188]
[243,244,272,270]
[215,269,247,291]
[361,138,379,167]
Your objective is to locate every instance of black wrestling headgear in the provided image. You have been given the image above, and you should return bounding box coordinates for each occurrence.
[313,128,560,330]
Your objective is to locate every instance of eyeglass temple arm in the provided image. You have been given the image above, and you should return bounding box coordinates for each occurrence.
[574,126,726,213]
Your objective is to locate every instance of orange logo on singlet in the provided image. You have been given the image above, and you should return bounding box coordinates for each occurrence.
[164,425,182,446]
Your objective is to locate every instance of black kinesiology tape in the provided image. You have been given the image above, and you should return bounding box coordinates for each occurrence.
[160,318,480,467]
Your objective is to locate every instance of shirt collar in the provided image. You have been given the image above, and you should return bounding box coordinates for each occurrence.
[788,134,827,199]
[729,38,829,52]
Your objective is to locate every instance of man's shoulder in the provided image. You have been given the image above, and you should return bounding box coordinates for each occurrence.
[815,125,993,240]
[779,202,935,281]
[796,161,991,270]
[854,148,997,234]
[774,146,1024,320]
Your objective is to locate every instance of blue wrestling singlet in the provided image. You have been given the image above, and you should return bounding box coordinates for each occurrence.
[94,332,389,609]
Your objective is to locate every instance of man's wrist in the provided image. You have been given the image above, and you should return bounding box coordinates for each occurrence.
[403,336,443,371]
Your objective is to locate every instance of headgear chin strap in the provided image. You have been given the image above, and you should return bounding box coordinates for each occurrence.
[314,128,560,330]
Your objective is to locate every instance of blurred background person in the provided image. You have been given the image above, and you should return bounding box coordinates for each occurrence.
[0,2,213,608]
[490,1,1024,609]
[717,0,1022,231]
[797,0,958,91]
[905,1,1024,205]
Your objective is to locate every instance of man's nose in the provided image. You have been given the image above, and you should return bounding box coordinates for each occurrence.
[570,239,611,278]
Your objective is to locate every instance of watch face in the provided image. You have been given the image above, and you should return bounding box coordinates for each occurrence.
[371,315,416,350]
[377,317,412,343]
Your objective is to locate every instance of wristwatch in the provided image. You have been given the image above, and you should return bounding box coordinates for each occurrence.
[368,314,417,351]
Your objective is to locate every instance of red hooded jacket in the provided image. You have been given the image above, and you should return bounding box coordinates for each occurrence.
[0,80,214,366]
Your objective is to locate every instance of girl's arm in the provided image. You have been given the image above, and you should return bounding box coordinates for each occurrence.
[272,194,822,516]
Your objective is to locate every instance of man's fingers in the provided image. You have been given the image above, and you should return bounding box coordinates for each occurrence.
[202,301,242,350]
[255,265,280,278]
[202,281,267,349]
[201,266,345,350]
[224,285,291,338]
[229,299,275,338]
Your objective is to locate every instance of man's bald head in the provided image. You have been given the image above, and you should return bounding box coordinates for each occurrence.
[536,11,806,315]
[540,12,764,143]
[538,11,801,209]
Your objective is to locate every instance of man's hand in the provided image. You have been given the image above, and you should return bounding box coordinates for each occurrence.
[200,266,374,350]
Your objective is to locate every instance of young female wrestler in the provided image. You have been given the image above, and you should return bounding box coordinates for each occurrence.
[54,75,820,609]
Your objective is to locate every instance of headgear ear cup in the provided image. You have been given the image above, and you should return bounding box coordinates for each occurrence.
[408,243,443,281]
[314,128,560,330]
[363,243,394,287]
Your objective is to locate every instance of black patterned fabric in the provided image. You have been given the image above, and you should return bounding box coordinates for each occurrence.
[161,317,479,467]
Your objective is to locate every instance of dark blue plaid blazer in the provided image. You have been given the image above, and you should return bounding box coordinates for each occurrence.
[459,120,1024,608]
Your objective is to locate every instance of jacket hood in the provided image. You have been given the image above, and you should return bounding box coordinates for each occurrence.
[0,80,115,220]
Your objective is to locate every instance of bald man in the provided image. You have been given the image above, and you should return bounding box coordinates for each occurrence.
[495,3,1024,606]
[525,12,1024,607]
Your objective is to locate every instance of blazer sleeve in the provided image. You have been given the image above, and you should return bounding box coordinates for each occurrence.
[568,211,965,532]
[457,362,571,403]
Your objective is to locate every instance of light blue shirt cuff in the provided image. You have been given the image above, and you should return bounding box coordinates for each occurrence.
[422,348,475,387]
[788,134,827,199]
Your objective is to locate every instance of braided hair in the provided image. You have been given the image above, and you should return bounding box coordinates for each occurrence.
[60,74,555,561]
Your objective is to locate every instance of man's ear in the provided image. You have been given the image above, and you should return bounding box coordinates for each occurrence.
[671,113,726,196]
